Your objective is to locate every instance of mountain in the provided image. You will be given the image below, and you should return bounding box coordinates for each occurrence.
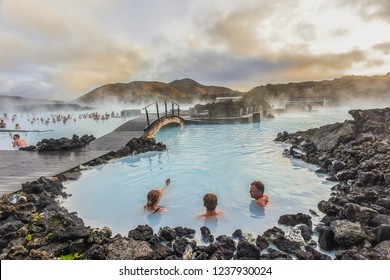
[0,95,64,106]
[244,73,390,106]
[0,95,91,112]
[74,78,242,105]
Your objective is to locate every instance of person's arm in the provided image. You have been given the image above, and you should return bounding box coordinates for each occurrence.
[157,178,171,196]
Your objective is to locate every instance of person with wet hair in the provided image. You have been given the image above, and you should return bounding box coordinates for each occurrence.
[144,178,171,213]
[249,180,269,208]
[12,134,27,148]
[198,193,224,218]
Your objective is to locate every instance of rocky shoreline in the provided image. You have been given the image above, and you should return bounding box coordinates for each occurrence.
[20,134,96,152]
[1,109,389,260]
[276,107,390,259]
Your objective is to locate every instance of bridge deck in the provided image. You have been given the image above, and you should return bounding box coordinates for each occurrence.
[0,117,145,196]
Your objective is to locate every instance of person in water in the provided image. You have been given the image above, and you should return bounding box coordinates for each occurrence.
[14,123,21,129]
[198,193,224,218]
[144,178,171,213]
[249,180,269,208]
[12,134,27,148]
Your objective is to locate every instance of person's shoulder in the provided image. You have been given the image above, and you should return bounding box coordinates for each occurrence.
[256,197,268,208]
[217,210,224,216]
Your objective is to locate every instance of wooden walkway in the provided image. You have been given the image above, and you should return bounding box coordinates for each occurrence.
[0,116,147,196]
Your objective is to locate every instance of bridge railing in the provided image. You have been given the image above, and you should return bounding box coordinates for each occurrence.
[142,101,180,126]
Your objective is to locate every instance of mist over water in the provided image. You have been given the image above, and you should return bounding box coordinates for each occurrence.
[0,108,137,150]
[62,107,355,239]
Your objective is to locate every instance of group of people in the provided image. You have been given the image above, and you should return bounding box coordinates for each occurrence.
[144,179,269,218]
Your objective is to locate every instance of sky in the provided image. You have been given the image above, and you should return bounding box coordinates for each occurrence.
[0,0,389,101]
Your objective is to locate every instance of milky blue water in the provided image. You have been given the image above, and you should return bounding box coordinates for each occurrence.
[0,111,133,150]
[62,108,353,239]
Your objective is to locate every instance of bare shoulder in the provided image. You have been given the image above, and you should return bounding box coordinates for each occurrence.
[256,196,269,208]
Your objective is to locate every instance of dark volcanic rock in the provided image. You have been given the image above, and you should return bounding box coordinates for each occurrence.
[255,235,269,251]
[158,226,177,242]
[278,213,312,227]
[174,227,196,239]
[106,237,153,260]
[330,220,366,247]
[236,240,260,259]
[275,107,390,258]
[128,225,153,241]
[200,226,214,243]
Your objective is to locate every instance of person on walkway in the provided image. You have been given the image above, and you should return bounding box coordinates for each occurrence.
[12,134,27,148]
[249,181,269,208]
[144,178,171,213]
[198,193,224,218]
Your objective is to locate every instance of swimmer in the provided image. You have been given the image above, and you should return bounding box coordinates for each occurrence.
[12,134,27,148]
[144,178,171,213]
[249,181,269,208]
[197,193,224,218]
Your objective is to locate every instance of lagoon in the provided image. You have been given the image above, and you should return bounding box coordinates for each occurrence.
[61,108,352,239]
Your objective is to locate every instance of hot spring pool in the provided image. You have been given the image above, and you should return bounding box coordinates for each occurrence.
[0,111,134,150]
[62,108,352,238]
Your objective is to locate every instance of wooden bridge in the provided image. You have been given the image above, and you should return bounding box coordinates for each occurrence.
[142,101,184,137]
[0,101,184,196]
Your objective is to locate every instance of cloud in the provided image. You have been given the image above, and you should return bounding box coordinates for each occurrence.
[373,42,390,54]
[294,21,316,41]
[203,0,301,58]
[340,0,390,22]
[152,50,282,88]
[0,0,389,100]
[280,50,367,81]
[0,0,148,99]
[328,28,349,37]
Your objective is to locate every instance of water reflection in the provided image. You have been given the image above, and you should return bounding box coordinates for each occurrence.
[249,200,265,219]
[146,211,162,226]
[203,216,218,233]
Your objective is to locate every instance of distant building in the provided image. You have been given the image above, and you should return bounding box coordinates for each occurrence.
[215,96,242,102]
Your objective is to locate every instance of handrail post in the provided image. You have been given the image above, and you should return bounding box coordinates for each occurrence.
[171,102,174,115]
[145,108,150,125]
[165,101,168,116]
[177,105,180,117]
[156,102,159,119]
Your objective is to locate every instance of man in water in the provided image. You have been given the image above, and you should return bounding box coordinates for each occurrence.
[12,134,27,148]
[249,181,269,208]
[198,193,224,218]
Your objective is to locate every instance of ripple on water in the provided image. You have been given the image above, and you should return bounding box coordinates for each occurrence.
[63,110,351,237]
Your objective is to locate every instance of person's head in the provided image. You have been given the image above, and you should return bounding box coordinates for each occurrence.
[250,181,265,199]
[203,193,218,211]
[166,178,171,186]
[146,190,161,208]
[13,134,20,140]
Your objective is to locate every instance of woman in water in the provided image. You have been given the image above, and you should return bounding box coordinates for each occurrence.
[144,178,171,213]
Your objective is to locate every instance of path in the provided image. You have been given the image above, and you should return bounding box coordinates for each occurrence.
[0,117,147,196]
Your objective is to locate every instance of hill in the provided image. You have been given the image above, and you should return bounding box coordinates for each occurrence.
[244,73,390,106]
[0,95,91,112]
[74,78,242,105]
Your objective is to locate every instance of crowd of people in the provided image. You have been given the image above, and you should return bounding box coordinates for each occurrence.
[144,179,269,219]
[1,111,122,149]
